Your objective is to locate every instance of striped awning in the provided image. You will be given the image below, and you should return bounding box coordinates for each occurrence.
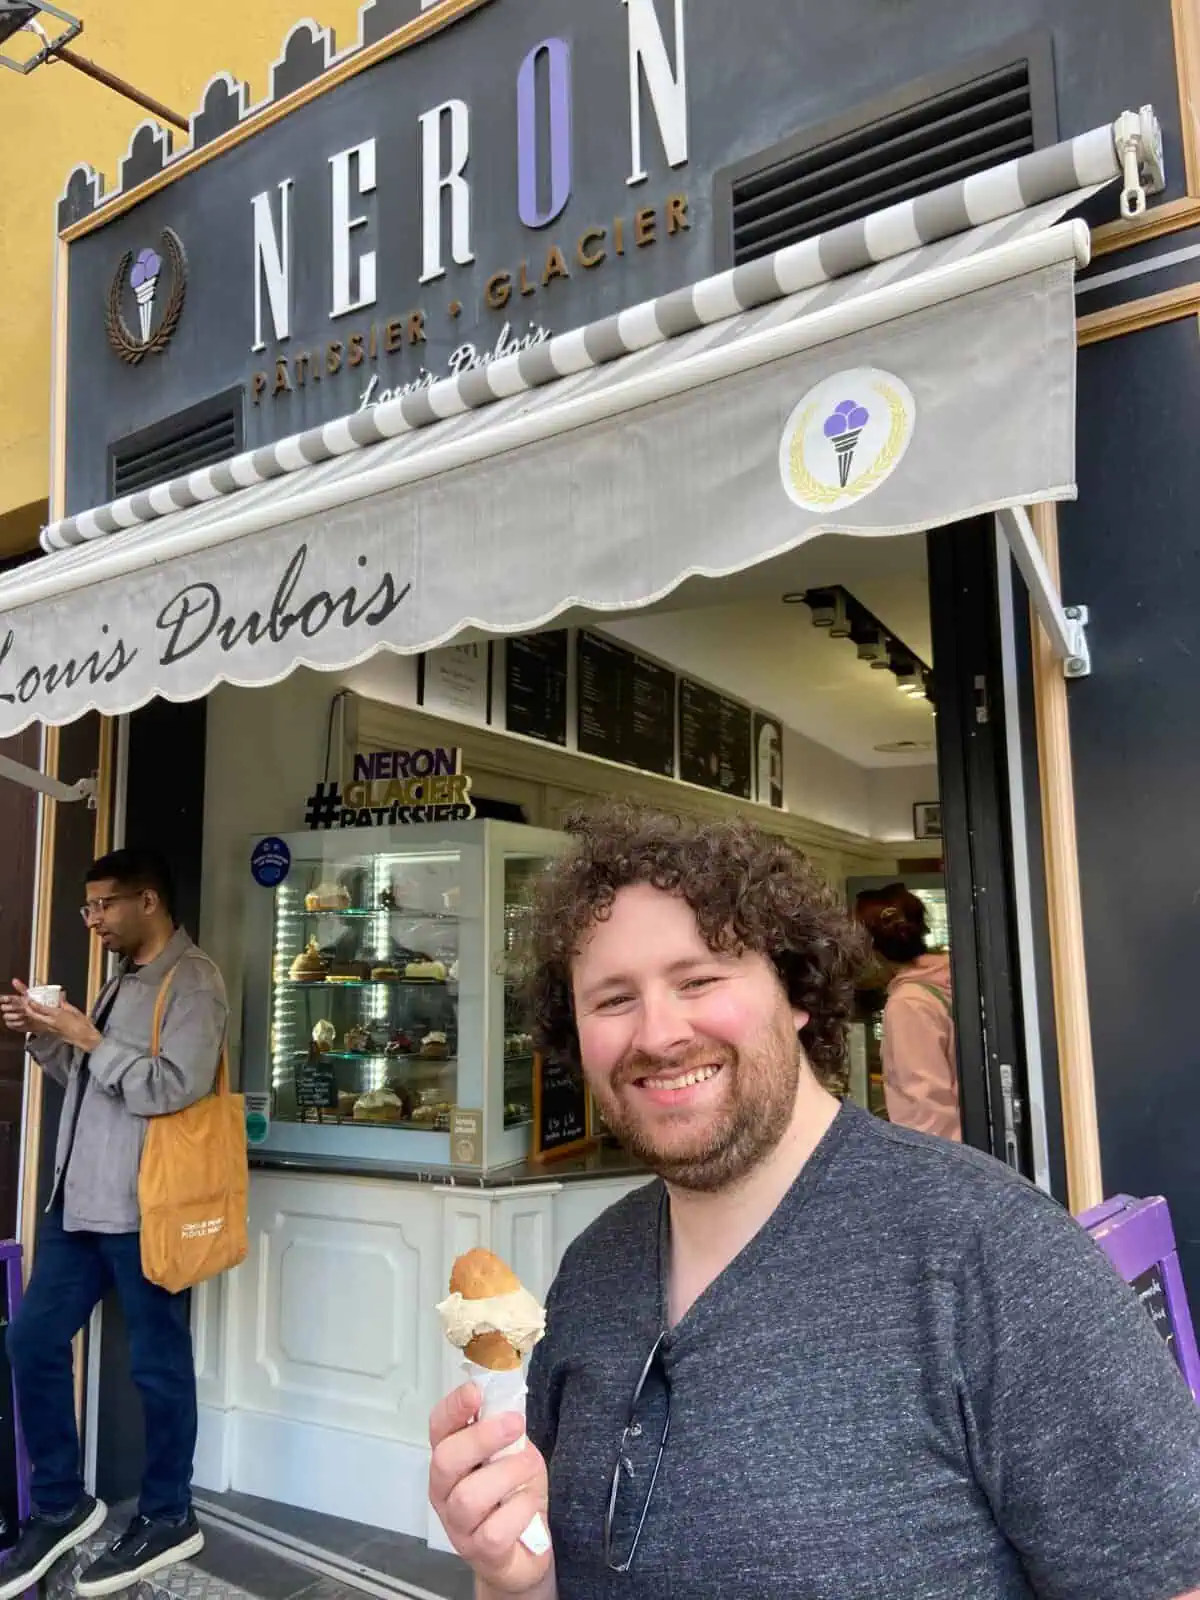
[42,119,1127,554]
[0,113,1159,737]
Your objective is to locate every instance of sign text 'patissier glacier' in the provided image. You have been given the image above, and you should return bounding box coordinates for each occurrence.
[0,544,410,710]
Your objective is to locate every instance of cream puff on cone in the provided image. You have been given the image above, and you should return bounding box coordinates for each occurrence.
[436,1249,550,1557]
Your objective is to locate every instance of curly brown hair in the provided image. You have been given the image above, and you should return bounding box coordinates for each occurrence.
[520,802,868,1090]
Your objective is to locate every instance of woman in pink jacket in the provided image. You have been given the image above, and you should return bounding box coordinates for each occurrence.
[857,885,961,1142]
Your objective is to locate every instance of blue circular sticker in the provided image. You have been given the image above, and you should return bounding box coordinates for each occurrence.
[251,837,291,888]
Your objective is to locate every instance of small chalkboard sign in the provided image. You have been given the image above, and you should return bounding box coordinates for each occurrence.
[1079,1193,1200,1402]
[296,1061,338,1112]
[1132,1263,1178,1366]
[532,1053,593,1162]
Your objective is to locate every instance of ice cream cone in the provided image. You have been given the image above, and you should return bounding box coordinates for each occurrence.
[833,428,862,487]
[134,279,158,342]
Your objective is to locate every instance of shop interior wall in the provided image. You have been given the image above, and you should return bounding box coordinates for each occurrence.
[200,657,932,1078]
[1059,315,1200,1298]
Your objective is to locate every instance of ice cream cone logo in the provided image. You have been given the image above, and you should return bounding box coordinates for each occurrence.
[106,228,187,366]
[823,399,871,488]
[779,368,916,513]
[129,248,162,342]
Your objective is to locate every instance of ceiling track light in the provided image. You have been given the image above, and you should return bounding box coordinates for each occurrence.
[791,584,933,704]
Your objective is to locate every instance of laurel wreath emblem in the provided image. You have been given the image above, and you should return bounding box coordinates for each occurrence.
[788,380,910,507]
[105,227,188,366]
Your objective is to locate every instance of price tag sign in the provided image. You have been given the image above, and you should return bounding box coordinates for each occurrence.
[244,1092,271,1146]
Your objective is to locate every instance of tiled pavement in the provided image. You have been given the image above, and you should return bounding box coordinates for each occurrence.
[33,1496,473,1600]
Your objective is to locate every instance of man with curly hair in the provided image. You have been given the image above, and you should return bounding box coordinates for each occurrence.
[430,804,1200,1600]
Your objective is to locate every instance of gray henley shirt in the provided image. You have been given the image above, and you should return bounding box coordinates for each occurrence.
[527,1102,1200,1599]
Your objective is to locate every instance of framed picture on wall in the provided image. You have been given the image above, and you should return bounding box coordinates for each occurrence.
[913,801,942,839]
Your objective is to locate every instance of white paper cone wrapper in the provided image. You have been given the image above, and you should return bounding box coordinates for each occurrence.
[462,1359,551,1557]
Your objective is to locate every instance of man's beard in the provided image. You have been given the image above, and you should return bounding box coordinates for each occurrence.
[589,1016,802,1192]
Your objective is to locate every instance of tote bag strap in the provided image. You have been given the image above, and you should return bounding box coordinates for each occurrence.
[150,955,230,1096]
[911,980,953,1015]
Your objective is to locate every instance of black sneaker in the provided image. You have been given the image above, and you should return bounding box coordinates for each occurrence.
[75,1511,204,1598]
[0,1495,108,1598]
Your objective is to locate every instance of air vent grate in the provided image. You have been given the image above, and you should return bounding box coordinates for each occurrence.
[731,59,1038,265]
[110,388,243,501]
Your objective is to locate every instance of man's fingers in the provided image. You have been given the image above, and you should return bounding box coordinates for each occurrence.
[429,1412,526,1508]
[429,1384,481,1450]
[441,1441,545,1541]
[469,1484,550,1570]
[11,980,27,996]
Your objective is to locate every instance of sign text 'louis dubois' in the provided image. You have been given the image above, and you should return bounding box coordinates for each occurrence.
[0,544,410,712]
[248,0,690,399]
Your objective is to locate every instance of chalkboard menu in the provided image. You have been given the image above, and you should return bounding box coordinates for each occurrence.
[577,631,676,777]
[532,1053,591,1160]
[296,1060,338,1111]
[679,679,753,798]
[505,632,569,746]
[1133,1263,1180,1369]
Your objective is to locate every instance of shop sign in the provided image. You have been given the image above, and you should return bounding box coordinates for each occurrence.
[245,0,691,406]
[303,746,476,830]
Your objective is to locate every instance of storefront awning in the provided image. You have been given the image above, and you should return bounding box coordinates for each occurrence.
[0,114,1161,737]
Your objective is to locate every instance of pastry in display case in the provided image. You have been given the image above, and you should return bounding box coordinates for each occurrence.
[241,820,568,1171]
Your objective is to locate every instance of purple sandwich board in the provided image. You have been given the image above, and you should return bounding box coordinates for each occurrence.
[1078,1194,1200,1404]
[0,1242,32,1597]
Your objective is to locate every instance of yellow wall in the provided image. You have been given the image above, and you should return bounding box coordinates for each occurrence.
[0,0,366,555]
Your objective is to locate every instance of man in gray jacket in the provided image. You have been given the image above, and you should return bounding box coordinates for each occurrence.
[0,848,227,1598]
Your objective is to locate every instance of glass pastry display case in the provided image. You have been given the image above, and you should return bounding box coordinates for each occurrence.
[241,821,567,1171]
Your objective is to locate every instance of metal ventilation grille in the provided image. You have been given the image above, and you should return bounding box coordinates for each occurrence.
[110,389,242,500]
[732,60,1037,265]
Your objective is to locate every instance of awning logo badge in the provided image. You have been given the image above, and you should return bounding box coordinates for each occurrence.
[106,228,187,365]
[780,369,915,512]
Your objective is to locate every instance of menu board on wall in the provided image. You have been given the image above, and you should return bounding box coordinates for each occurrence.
[419,643,492,724]
[504,631,569,746]
[679,679,752,798]
[576,631,676,777]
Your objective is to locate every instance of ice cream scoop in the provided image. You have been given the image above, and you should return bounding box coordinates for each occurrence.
[436,1249,546,1371]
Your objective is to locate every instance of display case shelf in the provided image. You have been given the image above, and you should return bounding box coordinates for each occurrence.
[242,818,567,1172]
[298,908,459,923]
[283,979,456,990]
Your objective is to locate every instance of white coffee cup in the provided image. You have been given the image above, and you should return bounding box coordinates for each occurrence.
[27,985,63,1009]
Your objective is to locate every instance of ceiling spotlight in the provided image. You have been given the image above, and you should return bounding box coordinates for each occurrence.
[896,670,921,695]
[855,628,887,664]
[829,594,852,639]
[804,589,838,627]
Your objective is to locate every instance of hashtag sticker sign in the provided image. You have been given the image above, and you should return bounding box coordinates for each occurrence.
[303,782,344,830]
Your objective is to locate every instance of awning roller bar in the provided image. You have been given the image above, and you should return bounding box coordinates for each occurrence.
[997,508,1091,679]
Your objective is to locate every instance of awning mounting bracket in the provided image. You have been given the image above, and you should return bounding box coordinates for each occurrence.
[997,508,1091,680]
[1113,105,1166,219]
[0,754,97,807]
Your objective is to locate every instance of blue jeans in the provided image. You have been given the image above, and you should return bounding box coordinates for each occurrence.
[6,1204,196,1522]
